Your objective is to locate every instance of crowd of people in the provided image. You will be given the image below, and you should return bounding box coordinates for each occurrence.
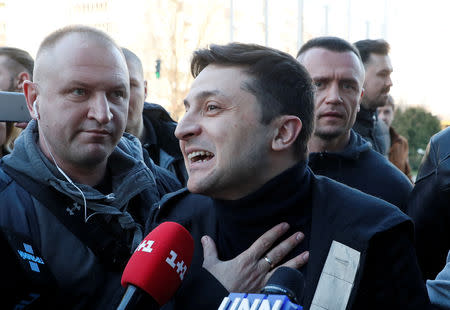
[0,25,448,309]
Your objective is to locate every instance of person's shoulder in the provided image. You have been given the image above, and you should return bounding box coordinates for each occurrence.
[312,174,411,226]
[429,127,450,165]
[0,164,22,196]
[360,147,412,185]
[155,188,213,223]
[313,174,398,206]
[0,165,36,234]
[0,165,12,189]
[416,128,450,183]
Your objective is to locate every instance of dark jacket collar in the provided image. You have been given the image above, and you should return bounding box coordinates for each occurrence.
[356,105,376,126]
[309,130,371,161]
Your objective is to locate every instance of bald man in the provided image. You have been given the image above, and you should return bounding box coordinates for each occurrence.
[0,25,179,308]
[122,48,187,185]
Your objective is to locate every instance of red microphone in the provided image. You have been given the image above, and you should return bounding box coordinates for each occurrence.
[118,222,194,309]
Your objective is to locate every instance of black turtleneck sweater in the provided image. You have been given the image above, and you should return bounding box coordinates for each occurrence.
[153,162,312,309]
[213,161,312,264]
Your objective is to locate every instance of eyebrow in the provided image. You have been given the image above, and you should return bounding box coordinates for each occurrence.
[69,80,128,90]
[313,76,359,84]
[183,90,223,107]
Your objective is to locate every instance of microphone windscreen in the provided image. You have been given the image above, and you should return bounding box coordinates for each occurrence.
[121,221,194,305]
[262,266,305,304]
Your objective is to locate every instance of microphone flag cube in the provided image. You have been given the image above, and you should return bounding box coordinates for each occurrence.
[121,222,194,306]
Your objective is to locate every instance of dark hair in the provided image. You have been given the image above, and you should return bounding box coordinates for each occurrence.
[0,47,34,78]
[297,36,362,61]
[191,43,314,160]
[354,39,390,64]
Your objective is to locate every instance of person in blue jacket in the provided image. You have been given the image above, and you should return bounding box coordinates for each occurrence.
[0,25,180,308]
[147,42,430,310]
[427,250,450,309]
[296,36,412,212]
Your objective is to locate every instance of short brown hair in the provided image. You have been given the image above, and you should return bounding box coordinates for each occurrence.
[354,39,390,65]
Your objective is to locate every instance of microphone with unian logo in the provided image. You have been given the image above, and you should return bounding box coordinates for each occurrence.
[117,221,194,310]
[218,267,305,310]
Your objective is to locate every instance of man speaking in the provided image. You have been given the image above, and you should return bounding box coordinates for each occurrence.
[148,42,430,309]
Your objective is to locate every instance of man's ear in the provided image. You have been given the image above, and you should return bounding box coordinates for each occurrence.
[23,80,38,120]
[272,116,302,151]
[357,88,364,113]
[15,72,31,92]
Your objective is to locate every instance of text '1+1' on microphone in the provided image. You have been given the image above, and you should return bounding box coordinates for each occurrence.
[118,221,194,310]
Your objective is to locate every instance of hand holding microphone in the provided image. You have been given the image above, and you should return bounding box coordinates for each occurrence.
[118,221,194,310]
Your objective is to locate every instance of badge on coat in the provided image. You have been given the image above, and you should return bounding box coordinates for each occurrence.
[310,240,360,310]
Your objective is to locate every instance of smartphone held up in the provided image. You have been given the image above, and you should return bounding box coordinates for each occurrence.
[0,91,32,122]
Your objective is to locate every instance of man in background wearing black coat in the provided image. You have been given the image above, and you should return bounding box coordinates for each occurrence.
[297,37,412,212]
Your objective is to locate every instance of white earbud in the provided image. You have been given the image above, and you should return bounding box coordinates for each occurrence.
[33,100,39,119]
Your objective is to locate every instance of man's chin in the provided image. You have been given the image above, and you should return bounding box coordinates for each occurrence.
[315,129,344,141]
[74,147,112,167]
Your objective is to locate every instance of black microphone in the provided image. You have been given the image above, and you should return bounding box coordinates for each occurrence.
[261,266,305,304]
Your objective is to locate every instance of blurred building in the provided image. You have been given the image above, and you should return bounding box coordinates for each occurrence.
[0,1,6,45]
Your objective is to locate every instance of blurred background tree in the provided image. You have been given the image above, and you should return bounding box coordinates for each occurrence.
[393,105,441,173]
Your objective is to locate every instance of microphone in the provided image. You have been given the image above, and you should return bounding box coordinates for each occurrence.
[118,221,194,310]
[218,267,305,310]
[261,266,305,304]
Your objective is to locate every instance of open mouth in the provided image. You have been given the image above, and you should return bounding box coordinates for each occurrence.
[187,151,215,163]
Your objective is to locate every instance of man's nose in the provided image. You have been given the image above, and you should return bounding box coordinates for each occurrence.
[87,93,113,124]
[175,111,201,141]
[386,75,393,88]
[325,84,343,105]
